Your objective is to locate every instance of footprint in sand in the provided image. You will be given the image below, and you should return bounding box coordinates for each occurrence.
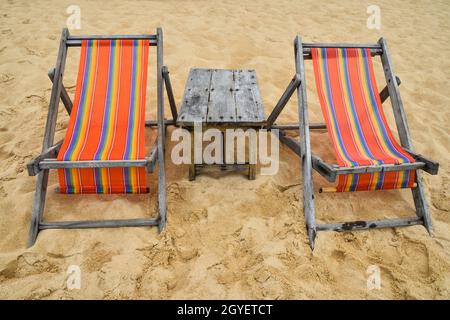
[26,47,41,57]
[401,239,430,276]
[0,73,14,84]
[23,94,46,106]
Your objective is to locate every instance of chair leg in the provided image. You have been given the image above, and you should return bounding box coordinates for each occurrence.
[304,182,317,251]
[295,36,317,251]
[412,171,433,235]
[189,165,196,181]
[157,127,167,232]
[157,153,167,232]
[27,170,49,247]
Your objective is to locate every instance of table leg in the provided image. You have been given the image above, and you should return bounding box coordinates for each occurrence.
[189,129,196,181]
[221,130,226,171]
[248,139,256,180]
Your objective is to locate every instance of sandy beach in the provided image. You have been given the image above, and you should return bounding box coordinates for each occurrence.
[0,0,449,299]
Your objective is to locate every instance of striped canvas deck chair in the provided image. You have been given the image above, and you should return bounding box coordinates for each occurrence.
[276,36,439,250]
[27,28,178,247]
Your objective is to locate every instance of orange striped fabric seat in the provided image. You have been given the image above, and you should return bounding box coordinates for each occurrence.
[57,39,149,194]
[311,47,416,192]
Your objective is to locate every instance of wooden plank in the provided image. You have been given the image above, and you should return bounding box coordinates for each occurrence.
[379,76,401,104]
[405,148,439,175]
[43,28,69,150]
[302,43,383,59]
[28,28,69,247]
[266,74,301,128]
[235,69,265,123]
[271,122,327,130]
[39,159,150,169]
[28,170,49,247]
[311,154,336,182]
[156,27,167,232]
[162,65,178,121]
[335,161,425,175]
[68,34,157,40]
[66,34,157,47]
[177,68,211,124]
[147,146,158,173]
[207,69,236,123]
[278,131,301,156]
[317,216,422,232]
[40,218,159,230]
[48,68,72,114]
[379,37,433,234]
[302,42,382,49]
[145,119,175,127]
[295,36,317,250]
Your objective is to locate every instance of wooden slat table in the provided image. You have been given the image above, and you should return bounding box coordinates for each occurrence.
[177,68,265,180]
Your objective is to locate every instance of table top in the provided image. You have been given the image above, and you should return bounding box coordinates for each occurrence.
[177,68,265,127]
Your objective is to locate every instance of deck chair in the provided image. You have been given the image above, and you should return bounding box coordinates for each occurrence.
[267,36,439,250]
[26,28,178,247]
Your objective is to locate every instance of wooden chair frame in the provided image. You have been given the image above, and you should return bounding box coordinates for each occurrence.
[269,35,439,250]
[26,28,178,247]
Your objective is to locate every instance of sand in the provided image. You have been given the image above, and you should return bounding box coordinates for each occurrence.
[0,0,449,299]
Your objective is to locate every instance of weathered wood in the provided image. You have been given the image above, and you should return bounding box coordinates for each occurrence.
[178,68,265,180]
[317,216,422,232]
[295,36,317,250]
[40,218,159,230]
[235,69,265,123]
[379,37,433,234]
[28,170,49,247]
[162,65,178,121]
[405,148,439,175]
[44,29,69,150]
[272,123,327,130]
[147,146,158,173]
[302,43,382,59]
[379,76,401,104]
[156,27,167,232]
[207,69,236,123]
[48,68,72,114]
[27,140,63,176]
[178,68,265,127]
[248,164,256,180]
[28,28,69,247]
[177,68,212,124]
[68,34,157,40]
[302,45,382,61]
[145,119,175,127]
[189,130,196,181]
[39,158,150,169]
[67,34,157,47]
[302,42,382,49]
[278,131,301,155]
[335,161,426,175]
[248,130,257,180]
[266,74,301,129]
[311,154,336,182]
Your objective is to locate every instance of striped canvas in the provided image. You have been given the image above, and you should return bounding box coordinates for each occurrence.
[311,47,416,192]
[57,39,149,194]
